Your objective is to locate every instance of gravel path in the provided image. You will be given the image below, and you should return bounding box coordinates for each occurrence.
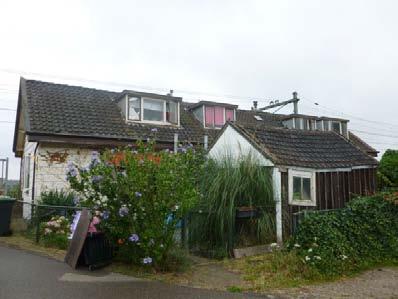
[270,267,398,299]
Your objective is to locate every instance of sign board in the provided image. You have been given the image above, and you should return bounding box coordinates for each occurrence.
[65,208,90,269]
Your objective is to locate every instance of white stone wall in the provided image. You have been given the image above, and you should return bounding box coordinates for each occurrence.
[35,145,94,198]
[208,125,274,166]
[21,141,97,219]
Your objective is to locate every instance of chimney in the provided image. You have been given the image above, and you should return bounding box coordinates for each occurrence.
[252,101,258,111]
[168,89,174,96]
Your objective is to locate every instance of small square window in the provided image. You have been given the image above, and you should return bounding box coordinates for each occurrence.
[289,170,316,206]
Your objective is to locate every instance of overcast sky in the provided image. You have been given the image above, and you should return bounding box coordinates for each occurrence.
[0,0,397,179]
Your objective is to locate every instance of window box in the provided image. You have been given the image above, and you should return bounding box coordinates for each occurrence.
[288,169,316,206]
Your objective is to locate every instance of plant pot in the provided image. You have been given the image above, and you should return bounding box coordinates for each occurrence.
[236,207,258,219]
[0,197,15,236]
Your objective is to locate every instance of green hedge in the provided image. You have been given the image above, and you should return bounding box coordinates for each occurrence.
[289,193,398,275]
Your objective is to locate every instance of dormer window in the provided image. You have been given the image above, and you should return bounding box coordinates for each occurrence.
[204,106,235,128]
[127,96,179,125]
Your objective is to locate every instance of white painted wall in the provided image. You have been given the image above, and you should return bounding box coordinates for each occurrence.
[21,138,37,218]
[208,125,274,166]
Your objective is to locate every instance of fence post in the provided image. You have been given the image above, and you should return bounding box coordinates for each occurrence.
[273,168,283,244]
[35,205,40,243]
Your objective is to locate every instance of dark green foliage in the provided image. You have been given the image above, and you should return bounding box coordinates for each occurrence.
[378,149,398,188]
[289,194,398,275]
[189,155,275,258]
[6,183,21,200]
[39,190,76,207]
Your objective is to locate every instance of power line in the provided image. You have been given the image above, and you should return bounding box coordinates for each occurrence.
[301,97,398,129]
[0,121,15,123]
[350,129,398,139]
[0,108,16,111]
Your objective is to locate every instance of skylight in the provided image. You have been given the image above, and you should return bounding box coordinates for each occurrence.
[254,115,263,121]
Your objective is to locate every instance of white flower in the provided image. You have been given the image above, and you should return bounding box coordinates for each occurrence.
[294,243,301,248]
[340,255,348,260]
[270,243,278,248]
[308,248,313,253]
[44,228,52,235]
[314,256,321,260]
[305,256,311,261]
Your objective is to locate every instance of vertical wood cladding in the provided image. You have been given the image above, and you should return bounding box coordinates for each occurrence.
[283,168,377,236]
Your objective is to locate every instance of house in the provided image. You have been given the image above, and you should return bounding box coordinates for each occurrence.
[13,78,378,241]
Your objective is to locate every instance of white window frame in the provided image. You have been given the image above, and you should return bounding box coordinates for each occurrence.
[127,96,180,126]
[288,169,316,206]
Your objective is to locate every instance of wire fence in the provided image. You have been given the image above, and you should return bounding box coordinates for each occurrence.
[15,200,91,243]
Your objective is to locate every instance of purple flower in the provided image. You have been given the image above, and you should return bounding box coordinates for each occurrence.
[73,195,80,205]
[102,210,110,220]
[91,151,101,166]
[143,257,153,264]
[119,206,129,217]
[151,128,158,132]
[91,175,103,184]
[66,162,78,178]
[135,192,142,198]
[128,233,139,242]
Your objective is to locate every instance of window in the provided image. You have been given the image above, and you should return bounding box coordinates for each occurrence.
[128,97,140,120]
[288,169,316,206]
[308,119,316,130]
[23,155,31,190]
[331,121,341,134]
[316,120,323,131]
[143,98,164,122]
[127,96,179,125]
[226,109,234,121]
[204,106,234,128]
[166,101,178,124]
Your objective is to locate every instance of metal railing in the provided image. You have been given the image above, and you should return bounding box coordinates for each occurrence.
[16,200,91,243]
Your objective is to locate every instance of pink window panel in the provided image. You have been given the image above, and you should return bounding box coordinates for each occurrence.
[214,107,224,127]
[205,106,214,127]
[225,109,234,121]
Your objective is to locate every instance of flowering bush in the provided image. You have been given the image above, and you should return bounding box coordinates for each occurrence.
[40,215,71,249]
[288,193,398,275]
[66,141,204,268]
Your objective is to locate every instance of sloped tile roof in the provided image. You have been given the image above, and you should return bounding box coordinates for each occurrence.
[348,131,378,157]
[231,123,378,168]
[24,79,210,144]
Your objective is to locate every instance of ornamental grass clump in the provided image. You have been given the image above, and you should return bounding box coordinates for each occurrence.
[289,193,398,276]
[189,154,275,258]
[66,141,204,269]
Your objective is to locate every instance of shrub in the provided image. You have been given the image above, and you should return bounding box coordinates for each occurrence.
[189,154,274,257]
[66,141,204,269]
[288,193,398,275]
[39,190,76,207]
[378,149,398,188]
[40,215,70,249]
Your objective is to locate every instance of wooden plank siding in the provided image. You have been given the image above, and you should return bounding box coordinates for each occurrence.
[282,168,377,237]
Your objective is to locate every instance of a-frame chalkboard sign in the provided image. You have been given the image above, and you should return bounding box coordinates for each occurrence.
[64,208,91,269]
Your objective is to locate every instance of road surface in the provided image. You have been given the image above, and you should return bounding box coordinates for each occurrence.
[0,244,267,299]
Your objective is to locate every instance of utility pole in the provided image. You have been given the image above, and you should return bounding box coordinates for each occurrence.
[258,92,300,114]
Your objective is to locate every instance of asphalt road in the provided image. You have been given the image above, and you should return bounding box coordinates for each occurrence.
[0,245,267,299]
